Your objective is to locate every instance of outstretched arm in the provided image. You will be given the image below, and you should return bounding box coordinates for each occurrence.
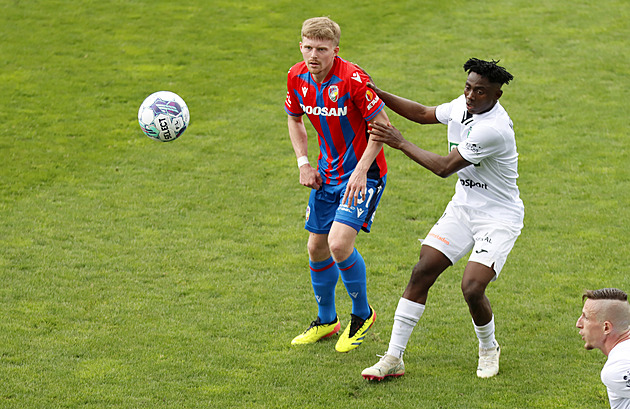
[369,121,471,178]
[367,82,439,125]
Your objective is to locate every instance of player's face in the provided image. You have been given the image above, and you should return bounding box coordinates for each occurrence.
[576,300,605,351]
[300,37,339,83]
[464,72,503,115]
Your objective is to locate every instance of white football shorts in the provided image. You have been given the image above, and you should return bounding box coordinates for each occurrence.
[422,202,523,279]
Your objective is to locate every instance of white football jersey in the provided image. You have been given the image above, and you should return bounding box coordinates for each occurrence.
[601,339,630,409]
[435,95,524,224]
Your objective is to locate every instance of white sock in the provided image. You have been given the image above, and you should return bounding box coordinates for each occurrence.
[387,298,425,359]
[473,315,497,349]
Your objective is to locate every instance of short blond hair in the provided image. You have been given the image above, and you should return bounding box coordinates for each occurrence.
[301,17,341,46]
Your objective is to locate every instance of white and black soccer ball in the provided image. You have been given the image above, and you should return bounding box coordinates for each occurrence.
[138,91,190,142]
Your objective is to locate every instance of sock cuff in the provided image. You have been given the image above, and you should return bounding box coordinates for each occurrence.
[473,315,495,331]
[309,257,336,272]
[397,297,426,317]
[336,248,360,270]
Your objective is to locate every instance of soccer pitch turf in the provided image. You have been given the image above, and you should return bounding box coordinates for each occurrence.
[1,0,628,408]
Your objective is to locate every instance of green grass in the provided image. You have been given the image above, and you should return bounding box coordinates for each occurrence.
[1,0,629,407]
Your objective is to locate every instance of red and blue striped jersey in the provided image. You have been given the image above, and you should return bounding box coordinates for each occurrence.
[285,56,387,185]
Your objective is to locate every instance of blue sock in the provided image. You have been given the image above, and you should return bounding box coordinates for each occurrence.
[309,257,340,324]
[337,248,370,320]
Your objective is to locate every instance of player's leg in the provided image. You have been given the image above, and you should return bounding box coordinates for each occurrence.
[461,261,496,328]
[461,262,501,378]
[307,232,340,324]
[292,188,342,345]
[292,232,342,345]
[329,178,385,352]
[328,222,368,317]
[390,206,469,359]
[363,204,471,380]
[464,218,521,378]
[402,245,452,304]
[362,246,451,380]
[393,245,451,349]
[328,222,376,352]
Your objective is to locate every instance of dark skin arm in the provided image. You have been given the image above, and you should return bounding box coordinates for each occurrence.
[366,81,472,177]
[369,121,471,177]
[367,82,440,125]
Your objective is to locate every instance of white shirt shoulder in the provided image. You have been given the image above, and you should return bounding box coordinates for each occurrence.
[602,339,630,409]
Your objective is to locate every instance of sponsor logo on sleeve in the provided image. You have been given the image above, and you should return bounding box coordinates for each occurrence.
[464,142,481,154]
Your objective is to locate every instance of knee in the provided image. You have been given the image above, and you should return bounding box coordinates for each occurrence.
[461,280,486,305]
[409,262,427,287]
[402,262,436,303]
[307,236,330,261]
[327,236,352,262]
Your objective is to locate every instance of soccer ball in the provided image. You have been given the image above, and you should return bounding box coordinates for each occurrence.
[138,91,190,142]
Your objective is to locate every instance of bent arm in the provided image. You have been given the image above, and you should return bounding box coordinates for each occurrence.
[342,109,389,206]
[369,121,471,178]
[358,109,389,173]
[399,140,471,178]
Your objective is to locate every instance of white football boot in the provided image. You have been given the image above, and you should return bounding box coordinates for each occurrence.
[477,343,500,378]
[361,354,405,381]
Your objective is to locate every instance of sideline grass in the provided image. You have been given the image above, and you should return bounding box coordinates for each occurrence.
[1,0,629,408]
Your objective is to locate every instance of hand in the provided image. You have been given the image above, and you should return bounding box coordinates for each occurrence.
[342,169,367,208]
[368,121,405,150]
[366,81,380,94]
[299,164,323,190]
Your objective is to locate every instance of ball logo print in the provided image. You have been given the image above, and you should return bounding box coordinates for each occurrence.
[138,91,190,142]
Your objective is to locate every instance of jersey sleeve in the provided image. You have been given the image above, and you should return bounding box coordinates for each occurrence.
[435,101,452,125]
[436,95,464,125]
[285,68,304,117]
[349,65,384,121]
[457,124,504,165]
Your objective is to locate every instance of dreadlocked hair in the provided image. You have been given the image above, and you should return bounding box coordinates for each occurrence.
[463,58,514,85]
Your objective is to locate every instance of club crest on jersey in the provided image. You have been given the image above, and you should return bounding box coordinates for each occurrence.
[328,86,339,102]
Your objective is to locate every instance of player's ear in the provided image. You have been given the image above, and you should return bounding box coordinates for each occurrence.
[495,88,503,100]
[603,320,613,335]
[334,46,339,56]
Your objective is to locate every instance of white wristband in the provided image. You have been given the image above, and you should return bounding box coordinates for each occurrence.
[297,156,309,168]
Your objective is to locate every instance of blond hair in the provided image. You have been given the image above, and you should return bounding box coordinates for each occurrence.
[301,17,341,46]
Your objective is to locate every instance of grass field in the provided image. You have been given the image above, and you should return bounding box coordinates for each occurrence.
[1,0,629,408]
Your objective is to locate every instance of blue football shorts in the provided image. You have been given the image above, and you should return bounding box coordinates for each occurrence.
[305,175,387,234]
